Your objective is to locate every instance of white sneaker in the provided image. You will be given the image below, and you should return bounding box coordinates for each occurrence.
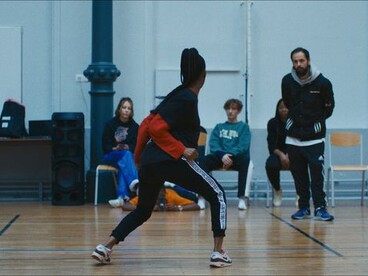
[210,249,232,268]
[238,197,247,210]
[108,198,125,208]
[129,179,139,192]
[91,244,112,264]
[197,196,206,210]
[273,189,282,207]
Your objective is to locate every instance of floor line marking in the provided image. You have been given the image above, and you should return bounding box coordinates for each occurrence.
[269,212,343,257]
[0,214,20,236]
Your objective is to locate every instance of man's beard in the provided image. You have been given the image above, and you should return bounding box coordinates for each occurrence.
[295,65,310,78]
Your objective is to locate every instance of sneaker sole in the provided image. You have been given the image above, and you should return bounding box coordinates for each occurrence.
[91,251,110,264]
[210,261,232,268]
[314,216,334,221]
[291,215,312,220]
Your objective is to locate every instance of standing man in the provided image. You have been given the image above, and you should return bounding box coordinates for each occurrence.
[282,47,335,221]
[92,48,232,268]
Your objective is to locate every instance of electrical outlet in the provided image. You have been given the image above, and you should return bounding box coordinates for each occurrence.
[75,74,88,82]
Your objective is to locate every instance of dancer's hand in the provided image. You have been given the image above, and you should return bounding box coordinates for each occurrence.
[183,148,198,160]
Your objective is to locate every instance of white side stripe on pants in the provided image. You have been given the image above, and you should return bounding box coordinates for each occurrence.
[183,157,227,229]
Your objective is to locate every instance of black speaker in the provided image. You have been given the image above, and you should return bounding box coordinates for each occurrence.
[51,112,85,205]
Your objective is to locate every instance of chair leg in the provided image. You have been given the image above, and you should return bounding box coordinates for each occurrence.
[112,171,118,191]
[252,180,257,202]
[245,160,254,198]
[361,171,366,206]
[266,181,270,208]
[331,171,335,208]
[94,167,100,206]
[326,169,330,206]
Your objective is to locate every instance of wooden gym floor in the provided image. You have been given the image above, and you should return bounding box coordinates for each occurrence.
[0,199,367,275]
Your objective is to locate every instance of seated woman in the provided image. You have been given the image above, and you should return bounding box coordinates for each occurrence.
[122,184,202,212]
[101,97,139,207]
[265,98,290,207]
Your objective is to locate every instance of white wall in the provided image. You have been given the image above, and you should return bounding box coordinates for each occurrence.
[0,27,22,106]
[0,0,367,171]
[0,0,366,128]
[0,1,92,125]
[249,0,368,129]
[113,1,247,128]
[113,0,368,130]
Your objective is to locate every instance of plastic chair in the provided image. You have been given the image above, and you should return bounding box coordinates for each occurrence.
[326,131,368,207]
[94,164,118,206]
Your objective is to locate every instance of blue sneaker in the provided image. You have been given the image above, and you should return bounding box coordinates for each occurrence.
[291,207,311,220]
[314,207,334,221]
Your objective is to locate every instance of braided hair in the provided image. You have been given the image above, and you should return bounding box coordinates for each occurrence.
[180,48,206,86]
[152,48,206,114]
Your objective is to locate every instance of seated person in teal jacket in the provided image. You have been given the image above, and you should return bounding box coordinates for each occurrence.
[200,99,251,210]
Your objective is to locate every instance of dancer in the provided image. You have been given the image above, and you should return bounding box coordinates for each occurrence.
[92,48,232,268]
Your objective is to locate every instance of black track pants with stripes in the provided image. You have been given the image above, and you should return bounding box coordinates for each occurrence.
[111,158,228,242]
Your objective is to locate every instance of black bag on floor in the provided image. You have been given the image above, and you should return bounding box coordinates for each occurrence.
[0,99,28,138]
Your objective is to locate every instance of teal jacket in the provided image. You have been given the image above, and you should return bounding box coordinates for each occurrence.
[209,121,251,159]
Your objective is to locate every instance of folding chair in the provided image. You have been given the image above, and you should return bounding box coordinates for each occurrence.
[326,131,368,207]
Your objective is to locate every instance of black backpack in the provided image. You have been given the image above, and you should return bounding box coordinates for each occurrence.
[0,99,28,138]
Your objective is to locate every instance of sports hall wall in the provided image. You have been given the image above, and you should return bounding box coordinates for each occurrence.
[0,1,367,181]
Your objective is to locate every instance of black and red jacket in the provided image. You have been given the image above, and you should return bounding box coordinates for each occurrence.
[134,85,200,167]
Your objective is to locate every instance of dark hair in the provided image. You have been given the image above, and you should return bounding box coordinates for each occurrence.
[290,47,310,61]
[151,48,206,114]
[224,98,243,112]
[274,98,284,119]
[180,48,206,87]
[115,97,134,118]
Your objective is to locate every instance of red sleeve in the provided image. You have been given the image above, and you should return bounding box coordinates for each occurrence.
[134,113,155,165]
[149,114,186,159]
